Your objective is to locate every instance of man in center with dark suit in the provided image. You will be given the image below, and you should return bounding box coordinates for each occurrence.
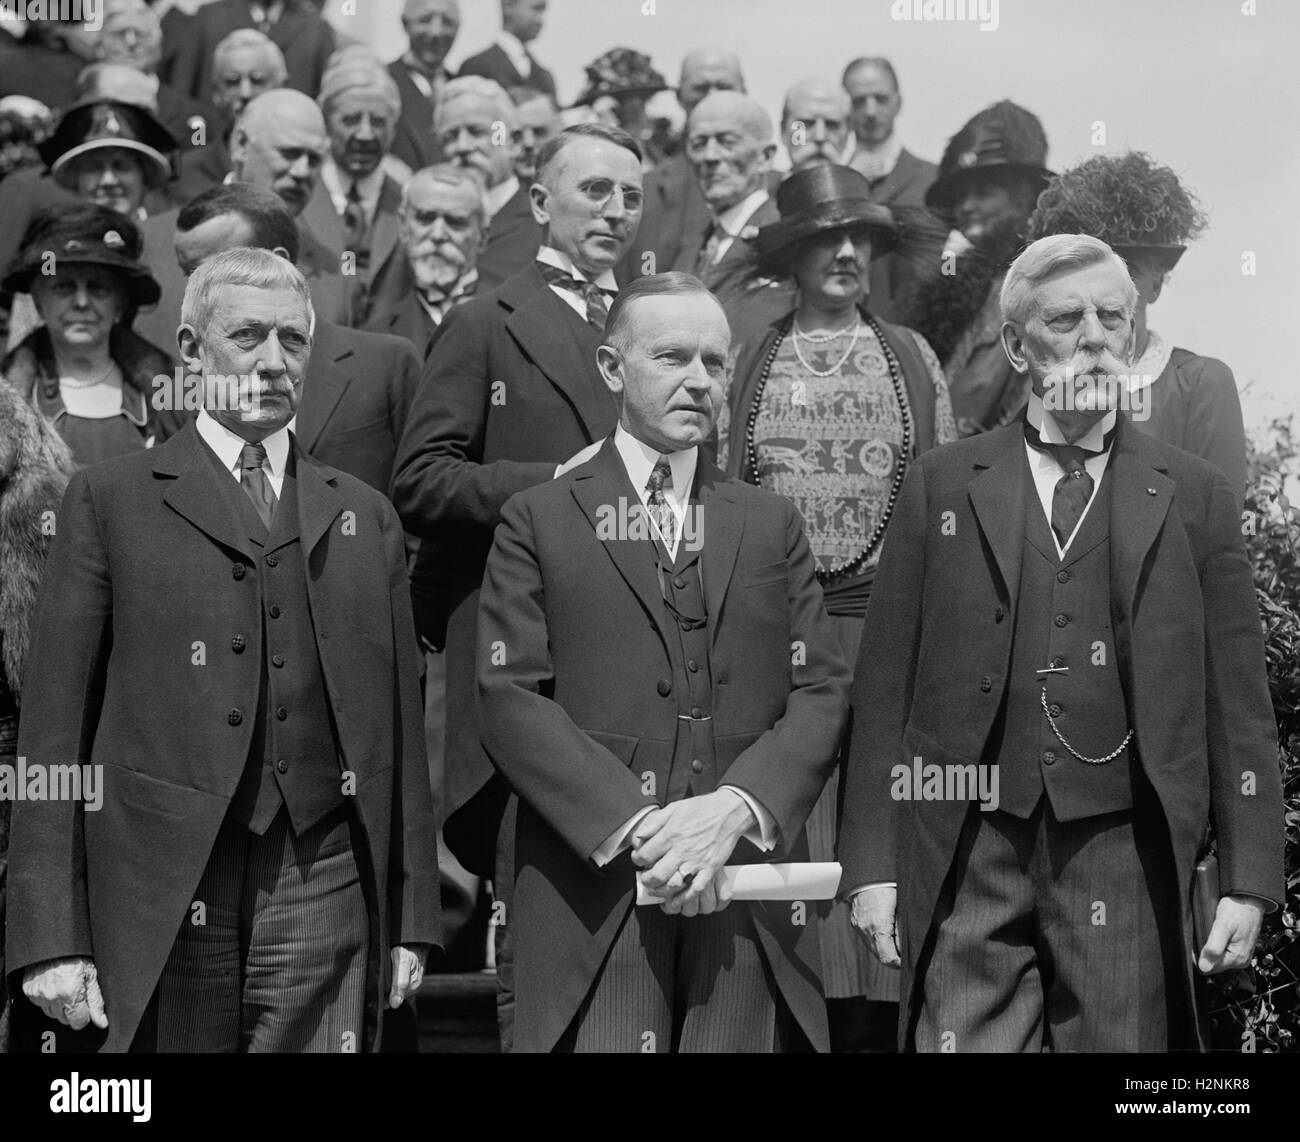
[391,122,645,1048]
[838,234,1282,1051]
[476,272,851,1051]
[8,248,439,1052]
[457,0,555,100]
[388,0,461,173]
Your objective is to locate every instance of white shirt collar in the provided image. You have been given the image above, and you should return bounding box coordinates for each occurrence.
[614,425,697,552]
[536,244,618,293]
[320,159,386,221]
[195,407,290,488]
[1026,390,1117,452]
[715,187,769,236]
[485,173,520,220]
[496,30,532,75]
[852,133,903,180]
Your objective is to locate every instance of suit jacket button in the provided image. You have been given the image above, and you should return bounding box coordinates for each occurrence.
[673,576,687,589]
[687,659,699,673]
[266,554,279,567]
[232,564,246,580]
[994,606,1005,621]
[228,708,243,725]
[1042,750,1057,766]
[1049,703,1062,717]
[690,759,704,774]
[1054,614,1069,628]
[979,676,992,692]
[657,679,671,696]
[1056,570,1071,584]
[269,605,281,619]
[690,706,703,719]
[272,653,286,667]
[275,759,289,774]
[276,706,288,721]
[231,635,245,653]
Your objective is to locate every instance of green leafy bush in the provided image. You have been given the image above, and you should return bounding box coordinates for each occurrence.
[1207,416,1300,1052]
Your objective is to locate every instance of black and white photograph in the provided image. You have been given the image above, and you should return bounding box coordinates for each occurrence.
[0,0,1295,1121]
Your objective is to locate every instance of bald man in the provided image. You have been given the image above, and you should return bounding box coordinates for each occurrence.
[617,48,745,284]
[782,78,852,173]
[672,91,780,303]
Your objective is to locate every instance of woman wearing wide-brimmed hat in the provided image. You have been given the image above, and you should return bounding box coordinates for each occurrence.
[1027,151,1248,505]
[1,203,175,467]
[719,163,957,1050]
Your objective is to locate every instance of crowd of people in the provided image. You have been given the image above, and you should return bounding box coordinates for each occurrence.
[0,0,1279,1055]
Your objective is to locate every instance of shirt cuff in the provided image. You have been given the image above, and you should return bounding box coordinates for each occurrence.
[719,785,777,851]
[848,882,897,897]
[591,807,656,867]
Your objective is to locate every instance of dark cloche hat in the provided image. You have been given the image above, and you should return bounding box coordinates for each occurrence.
[39,99,177,190]
[571,47,669,108]
[2,202,162,308]
[755,164,898,267]
[926,99,1052,212]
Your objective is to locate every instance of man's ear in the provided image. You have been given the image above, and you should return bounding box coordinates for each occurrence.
[178,323,202,375]
[228,128,247,166]
[1000,320,1029,374]
[760,141,778,167]
[528,181,550,227]
[596,344,624,397]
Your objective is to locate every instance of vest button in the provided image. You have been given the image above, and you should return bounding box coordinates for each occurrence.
[1050,656,1065,669]
[673,576,687,589]
[994,606,1005,622]
[269,605,281,619]
[227,708,243,725]
[1049,703,1062,717]
[266,554,279,567]
[1042,750,1057,766]
[272,654,286,667]
[232,564,246,580]
[687,659,699,673]
[1054,614,1069,628]
[275,759,289,774]
[1057,570,1071,584]
[690,759,704,774]
[231,635,245,653]
[276,706,288,721]
[657,679,671,696]
[979,676,992,692]
[690,706,703,719]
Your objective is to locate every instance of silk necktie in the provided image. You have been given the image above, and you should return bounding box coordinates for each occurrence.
[1023,420,1115,547]
[239,441,278,532]
[646,458,676,551]
[536,262,611,331]
[343,182,368,266]
[694,225,721,274]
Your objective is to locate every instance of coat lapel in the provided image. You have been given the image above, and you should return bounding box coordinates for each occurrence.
[572,439,668,645]
[367,178,403,280]
[294,320,351,452]
[697,465,745,648]
[292,438,346,556]
[157,422,260,561]
[502,265,611,440]
[1107,416,1174,615]
[967,422,1029,608]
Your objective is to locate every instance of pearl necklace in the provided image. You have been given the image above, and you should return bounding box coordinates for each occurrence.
[745,313,913,582]
[792,314,862,377]
[58,359,118,389]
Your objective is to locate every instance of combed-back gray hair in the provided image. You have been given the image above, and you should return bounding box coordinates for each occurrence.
[603,271,722,355]
[435,75,517,130]
[212,28,288,84]
[1000,233,1136,327]
[181,247,313,339]
[401,162,489,228]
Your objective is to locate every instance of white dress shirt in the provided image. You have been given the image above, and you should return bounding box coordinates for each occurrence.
[589,426,777,868]
[535,243,618,321]
[496,30,532,79]
[195,407,290,498]
[708,187,769,265]
[320,159,386,226]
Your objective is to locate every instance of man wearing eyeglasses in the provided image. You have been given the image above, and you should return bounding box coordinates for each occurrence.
[391,122,644,1050]
[673,91,781,305]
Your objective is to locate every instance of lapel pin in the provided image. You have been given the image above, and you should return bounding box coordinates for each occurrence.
[1146,487,1157,495]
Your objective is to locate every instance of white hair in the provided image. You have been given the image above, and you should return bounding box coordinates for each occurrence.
[212,29,288,85]
[1000,233,1136,327]
[401,162,489,227]
[181,247,313,341]
[435,75,517,130]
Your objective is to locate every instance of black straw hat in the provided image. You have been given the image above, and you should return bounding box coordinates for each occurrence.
[755,164,898,267]
[2,202,161,308]
[926,99,1052,213]
[571,48,668,108]
[39,99,177,190]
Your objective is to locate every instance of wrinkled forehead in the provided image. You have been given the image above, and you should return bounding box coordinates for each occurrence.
[1032,262,1134,314]
[407,175,481,215]
[786,88,850,123]
[220,45,281,76]
[209,284,312,327]
[435,94,501,131]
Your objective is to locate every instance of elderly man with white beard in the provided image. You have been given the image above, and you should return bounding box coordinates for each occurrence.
[365,162,485,360]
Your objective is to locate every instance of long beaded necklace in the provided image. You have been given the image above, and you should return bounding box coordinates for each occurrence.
[745,312,913,582]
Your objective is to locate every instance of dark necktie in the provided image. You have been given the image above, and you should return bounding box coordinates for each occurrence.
[694,224,721,275]
[1024,420,1114,547]
[645,458,676,550]
[239,441,278,532]
[343,182,369,265]
[536,262,611,331]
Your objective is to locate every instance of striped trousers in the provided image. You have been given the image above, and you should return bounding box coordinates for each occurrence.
[133,806,369,1052]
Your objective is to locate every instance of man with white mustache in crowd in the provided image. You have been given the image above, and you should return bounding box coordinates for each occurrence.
[365,162,485,359]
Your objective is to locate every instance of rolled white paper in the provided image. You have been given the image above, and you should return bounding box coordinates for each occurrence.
[636,862,842,905]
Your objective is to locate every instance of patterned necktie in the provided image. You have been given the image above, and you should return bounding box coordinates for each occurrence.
[239,442,278,532]
[694,225,722,274]
[536,262,611,331]
[343,182,369,266]
[646,458,676,550]
[1024,420,1112,547]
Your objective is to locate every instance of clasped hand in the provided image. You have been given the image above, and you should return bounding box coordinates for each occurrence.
[630,790,754,916]
[23,956,109,1031]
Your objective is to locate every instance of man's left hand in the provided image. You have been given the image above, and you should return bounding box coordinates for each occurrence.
[1197,895,1266,974]
[631,790,754,910]
[389,944,430,1007]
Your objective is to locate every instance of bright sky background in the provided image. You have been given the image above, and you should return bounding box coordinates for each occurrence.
[328,0,1298,438]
